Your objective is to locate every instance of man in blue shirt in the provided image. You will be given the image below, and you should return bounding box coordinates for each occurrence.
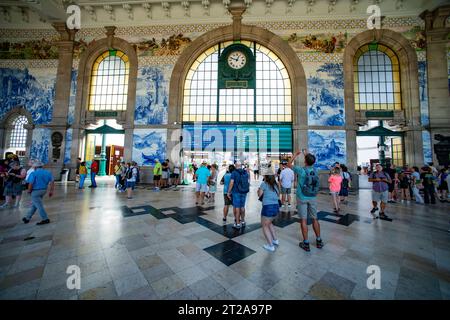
[227,162,249,229]
[194,161,211,205]
[22,161,55,225]
[289,150,323,252]
[221,164,235,224]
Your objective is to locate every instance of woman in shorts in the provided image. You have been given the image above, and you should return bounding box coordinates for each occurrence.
[258,173,280,252]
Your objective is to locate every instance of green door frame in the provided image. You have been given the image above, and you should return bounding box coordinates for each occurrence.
[85,124,125,176]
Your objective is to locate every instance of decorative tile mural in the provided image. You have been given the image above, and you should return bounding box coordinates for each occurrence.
[0,67,56,124]
[418,61,429,126]
[305,63,345,126]
[286,32,348,53]
[30,128,50,164]
[422,130,432,164]
[448,46,450,94]
[132,129,167,167]
[134,65,172,125]
[308,130,346,170]
[67,69,77,125]
[64,129,73,165]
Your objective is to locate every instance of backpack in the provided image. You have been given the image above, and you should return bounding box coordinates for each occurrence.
[301,168,320,197]
[342,172,350,189]
[236,169,250,194]
[135,167,140,183]
[126,168,133,180]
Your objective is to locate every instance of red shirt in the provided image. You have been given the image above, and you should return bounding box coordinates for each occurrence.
[91,161,99,174]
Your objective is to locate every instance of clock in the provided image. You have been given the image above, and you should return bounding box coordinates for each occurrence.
[218,43,255,89]
[227,51,247,69]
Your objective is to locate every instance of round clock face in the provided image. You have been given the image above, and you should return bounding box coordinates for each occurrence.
[227,51,247,69]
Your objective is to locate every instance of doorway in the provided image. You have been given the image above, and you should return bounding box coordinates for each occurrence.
[83,119,125,176]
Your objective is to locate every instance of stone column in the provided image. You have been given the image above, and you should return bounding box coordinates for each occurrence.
[46,22,77,179]
[404,125,424,166]
[420,6,450,165]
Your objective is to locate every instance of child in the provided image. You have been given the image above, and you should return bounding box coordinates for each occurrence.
[328,167,343,213]
[208,164,218,203]
[79,162,87,189]
[258,173,280,252]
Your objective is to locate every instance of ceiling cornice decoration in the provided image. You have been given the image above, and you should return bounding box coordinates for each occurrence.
[161,1,170,17]
[181,1,190,17]
[103,4,115,20]
[349,0,358,13]
[0,15,426,41]
[328,0,337,14]
[202,0,210,16]
[122,3,133,20]
[142,2,152,19]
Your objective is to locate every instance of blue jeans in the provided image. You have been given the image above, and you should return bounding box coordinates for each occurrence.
[232,193,247,208]
[91,172,97,187]
[115,175,121,188]
[79,174,86,188]
[26,189,48,221]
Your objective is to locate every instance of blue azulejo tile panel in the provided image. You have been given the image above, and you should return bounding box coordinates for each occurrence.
[134,65,173,125]
[67,69,77,125]
[0,67,56,124]
[63,129,73,164]
[132,128,167,166]
[305,62,345,126]
[422,130,432,164]
[30,128,51,164]
[418,61,429,127]
[308,130,346,170]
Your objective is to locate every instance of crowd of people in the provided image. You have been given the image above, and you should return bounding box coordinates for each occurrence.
[1,150,448,244]
[379,162,449,205]
[0,155,54,225]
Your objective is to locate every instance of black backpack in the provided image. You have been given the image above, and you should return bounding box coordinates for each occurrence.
[236,169,250,194]
[135,167,140,183]
[342,172,350,189]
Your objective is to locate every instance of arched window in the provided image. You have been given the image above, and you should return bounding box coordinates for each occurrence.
[9,115,28,149]
[183,41,291,122]
[354,43,401,111]
[89,50,129,111]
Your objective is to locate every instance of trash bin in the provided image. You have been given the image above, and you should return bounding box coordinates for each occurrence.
[61,168,69,183]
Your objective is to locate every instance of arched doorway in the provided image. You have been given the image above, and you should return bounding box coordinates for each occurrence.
[168,23,307,177]
[0,108,34,164]
[344,29,423,174]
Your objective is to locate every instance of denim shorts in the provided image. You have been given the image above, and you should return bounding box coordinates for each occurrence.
[261,204,280,218]
[196,183,208,193]
[232,193,247,208]
[126,181,136,190]
[281,187,291,195]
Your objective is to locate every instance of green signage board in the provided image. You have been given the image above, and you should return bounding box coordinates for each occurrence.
[94,111,118,117]
[365,111,394,118]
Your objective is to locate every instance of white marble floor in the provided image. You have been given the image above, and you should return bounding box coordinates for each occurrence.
[0,177,449,300]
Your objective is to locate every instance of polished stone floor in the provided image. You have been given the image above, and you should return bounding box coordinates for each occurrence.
[0,176,449,300]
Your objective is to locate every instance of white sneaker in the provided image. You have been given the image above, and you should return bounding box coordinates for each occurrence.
[241,220,246,226]
[288,204,292,210]
[272,239,279,246]
[232,223,241,229]
[263,244,275,252]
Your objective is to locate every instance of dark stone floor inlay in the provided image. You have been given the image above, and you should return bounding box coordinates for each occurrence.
[122,205,168,219]
[314,211,360,227]
[204,240,256,266]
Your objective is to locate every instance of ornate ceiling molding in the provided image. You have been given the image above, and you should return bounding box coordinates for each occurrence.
[0,0,444,29]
